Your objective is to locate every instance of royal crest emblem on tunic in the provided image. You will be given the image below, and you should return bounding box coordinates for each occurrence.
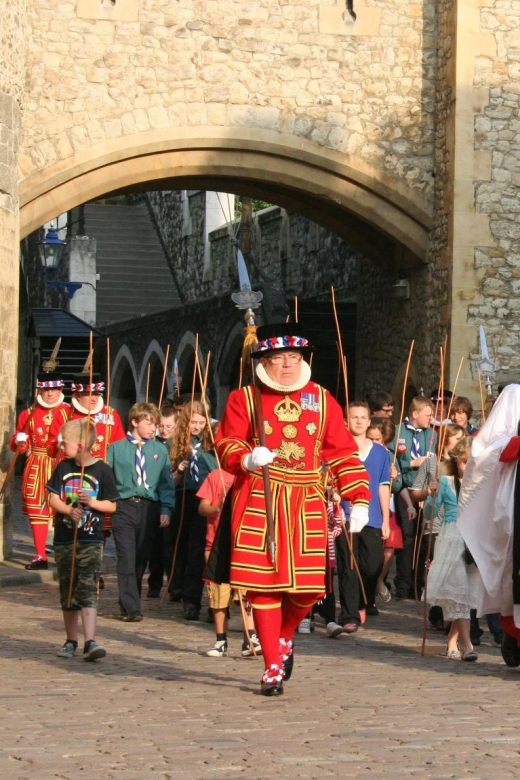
[282,424,298,439]
[43,412,53,426]
[306,422,317,436]
[264,421,273,435]
[274,395,302,422]
[276,440,305,462]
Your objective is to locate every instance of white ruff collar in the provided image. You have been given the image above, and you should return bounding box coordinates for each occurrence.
[37,393,65,409]
[255,360,311,393]
[72,395,104,415]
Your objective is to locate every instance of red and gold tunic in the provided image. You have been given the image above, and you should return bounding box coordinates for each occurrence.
[214,381,370,592]
[10,402,70,521]
[48,404,126,461]
[68,405,125,460]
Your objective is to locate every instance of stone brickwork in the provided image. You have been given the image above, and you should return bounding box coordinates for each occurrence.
[20,0,436,210]
[470,3,520,387]
[0,0,27,559]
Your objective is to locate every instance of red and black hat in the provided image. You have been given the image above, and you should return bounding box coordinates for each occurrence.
[36,371,64,389]
[71,373,105,394]
[430,388,453,404]
[252,323,313,360]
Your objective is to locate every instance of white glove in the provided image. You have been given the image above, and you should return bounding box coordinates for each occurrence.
[243,447,275,471]
[349,504,369,533]
[15,432,29,443]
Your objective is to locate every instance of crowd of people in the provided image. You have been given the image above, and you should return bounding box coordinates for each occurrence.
[8,330,520,694]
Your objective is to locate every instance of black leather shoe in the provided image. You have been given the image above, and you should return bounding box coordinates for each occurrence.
[282,646,294,681]
[147,589,160,598]
[501,632,520,667]
[260,680,284,696]
[25,558,48,570]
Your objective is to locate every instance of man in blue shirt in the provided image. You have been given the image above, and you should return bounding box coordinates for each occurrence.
[337,402,390,632]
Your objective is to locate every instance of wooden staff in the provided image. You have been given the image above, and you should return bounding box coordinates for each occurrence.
[194,348,258,656]
[0,397,39,502]
[238,356,244,390]
[420,352,465,655]
[478,371,486,425]
[67,332,94,608]
[158,344,171,409]
[104,337,112,461]
[331,287,349,410]
[331,288,354,564]
[294,296,298,324]
[164,335,199,600]
[392,340,415,470]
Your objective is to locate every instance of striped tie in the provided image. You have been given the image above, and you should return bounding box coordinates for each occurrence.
[404,418,422,459]
[127,433,150,489]
[189,442,201,483]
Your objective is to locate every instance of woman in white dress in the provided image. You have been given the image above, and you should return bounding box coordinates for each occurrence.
[425,438,480,661]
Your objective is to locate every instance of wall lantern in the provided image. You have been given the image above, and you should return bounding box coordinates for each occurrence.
[37,226,67,272]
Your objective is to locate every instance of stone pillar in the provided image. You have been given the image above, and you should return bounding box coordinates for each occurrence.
[447,0,496,402]
[0,1,26,560]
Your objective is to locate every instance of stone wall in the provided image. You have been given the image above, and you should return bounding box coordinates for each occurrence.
[469,3,520,388]
[21,0,436,209]
[0,0,27,559]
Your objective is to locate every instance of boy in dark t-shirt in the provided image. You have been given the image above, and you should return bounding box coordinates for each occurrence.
[47,418,119,661]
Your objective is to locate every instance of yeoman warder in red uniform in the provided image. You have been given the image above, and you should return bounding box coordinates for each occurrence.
[214,323,371,696]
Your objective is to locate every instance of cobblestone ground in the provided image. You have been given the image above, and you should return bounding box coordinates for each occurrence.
[1,483,519,779]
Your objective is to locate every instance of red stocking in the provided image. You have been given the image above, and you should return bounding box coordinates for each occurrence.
[30,520,49,560]
[280,592,323,641]
[248,592,282,670]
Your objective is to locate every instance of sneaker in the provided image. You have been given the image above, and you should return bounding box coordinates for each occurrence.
[241,633,262,657]
[57,640,76,658]
[121,612,143,622]
[83,641,107,662]
[326,621,343,638]
[206,640,227,657]
[297,618,311,634]
[343,622,359,634]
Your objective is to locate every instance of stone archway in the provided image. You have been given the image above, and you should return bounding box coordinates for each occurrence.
[19,129,432,264]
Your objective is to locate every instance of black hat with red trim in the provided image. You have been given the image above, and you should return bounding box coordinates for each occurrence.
[71,373,105,394]
[36,371,64,389]
[252,322,313,360]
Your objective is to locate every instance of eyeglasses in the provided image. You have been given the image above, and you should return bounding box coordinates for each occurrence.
[381,406,394,412]
[267,353,303,365]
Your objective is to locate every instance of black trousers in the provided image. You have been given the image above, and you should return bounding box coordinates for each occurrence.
[393,492,417,597]
[147,520,171,594]
[336,526,384,623]
[112,498,159,616]
[170,491,207,608]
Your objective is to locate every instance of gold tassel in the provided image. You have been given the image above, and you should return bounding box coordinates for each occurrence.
[241,324,258,378]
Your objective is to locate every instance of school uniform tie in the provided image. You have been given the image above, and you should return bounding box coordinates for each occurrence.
[404,418,422,459]
[189,441,201,484]
[127,433,150,489]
